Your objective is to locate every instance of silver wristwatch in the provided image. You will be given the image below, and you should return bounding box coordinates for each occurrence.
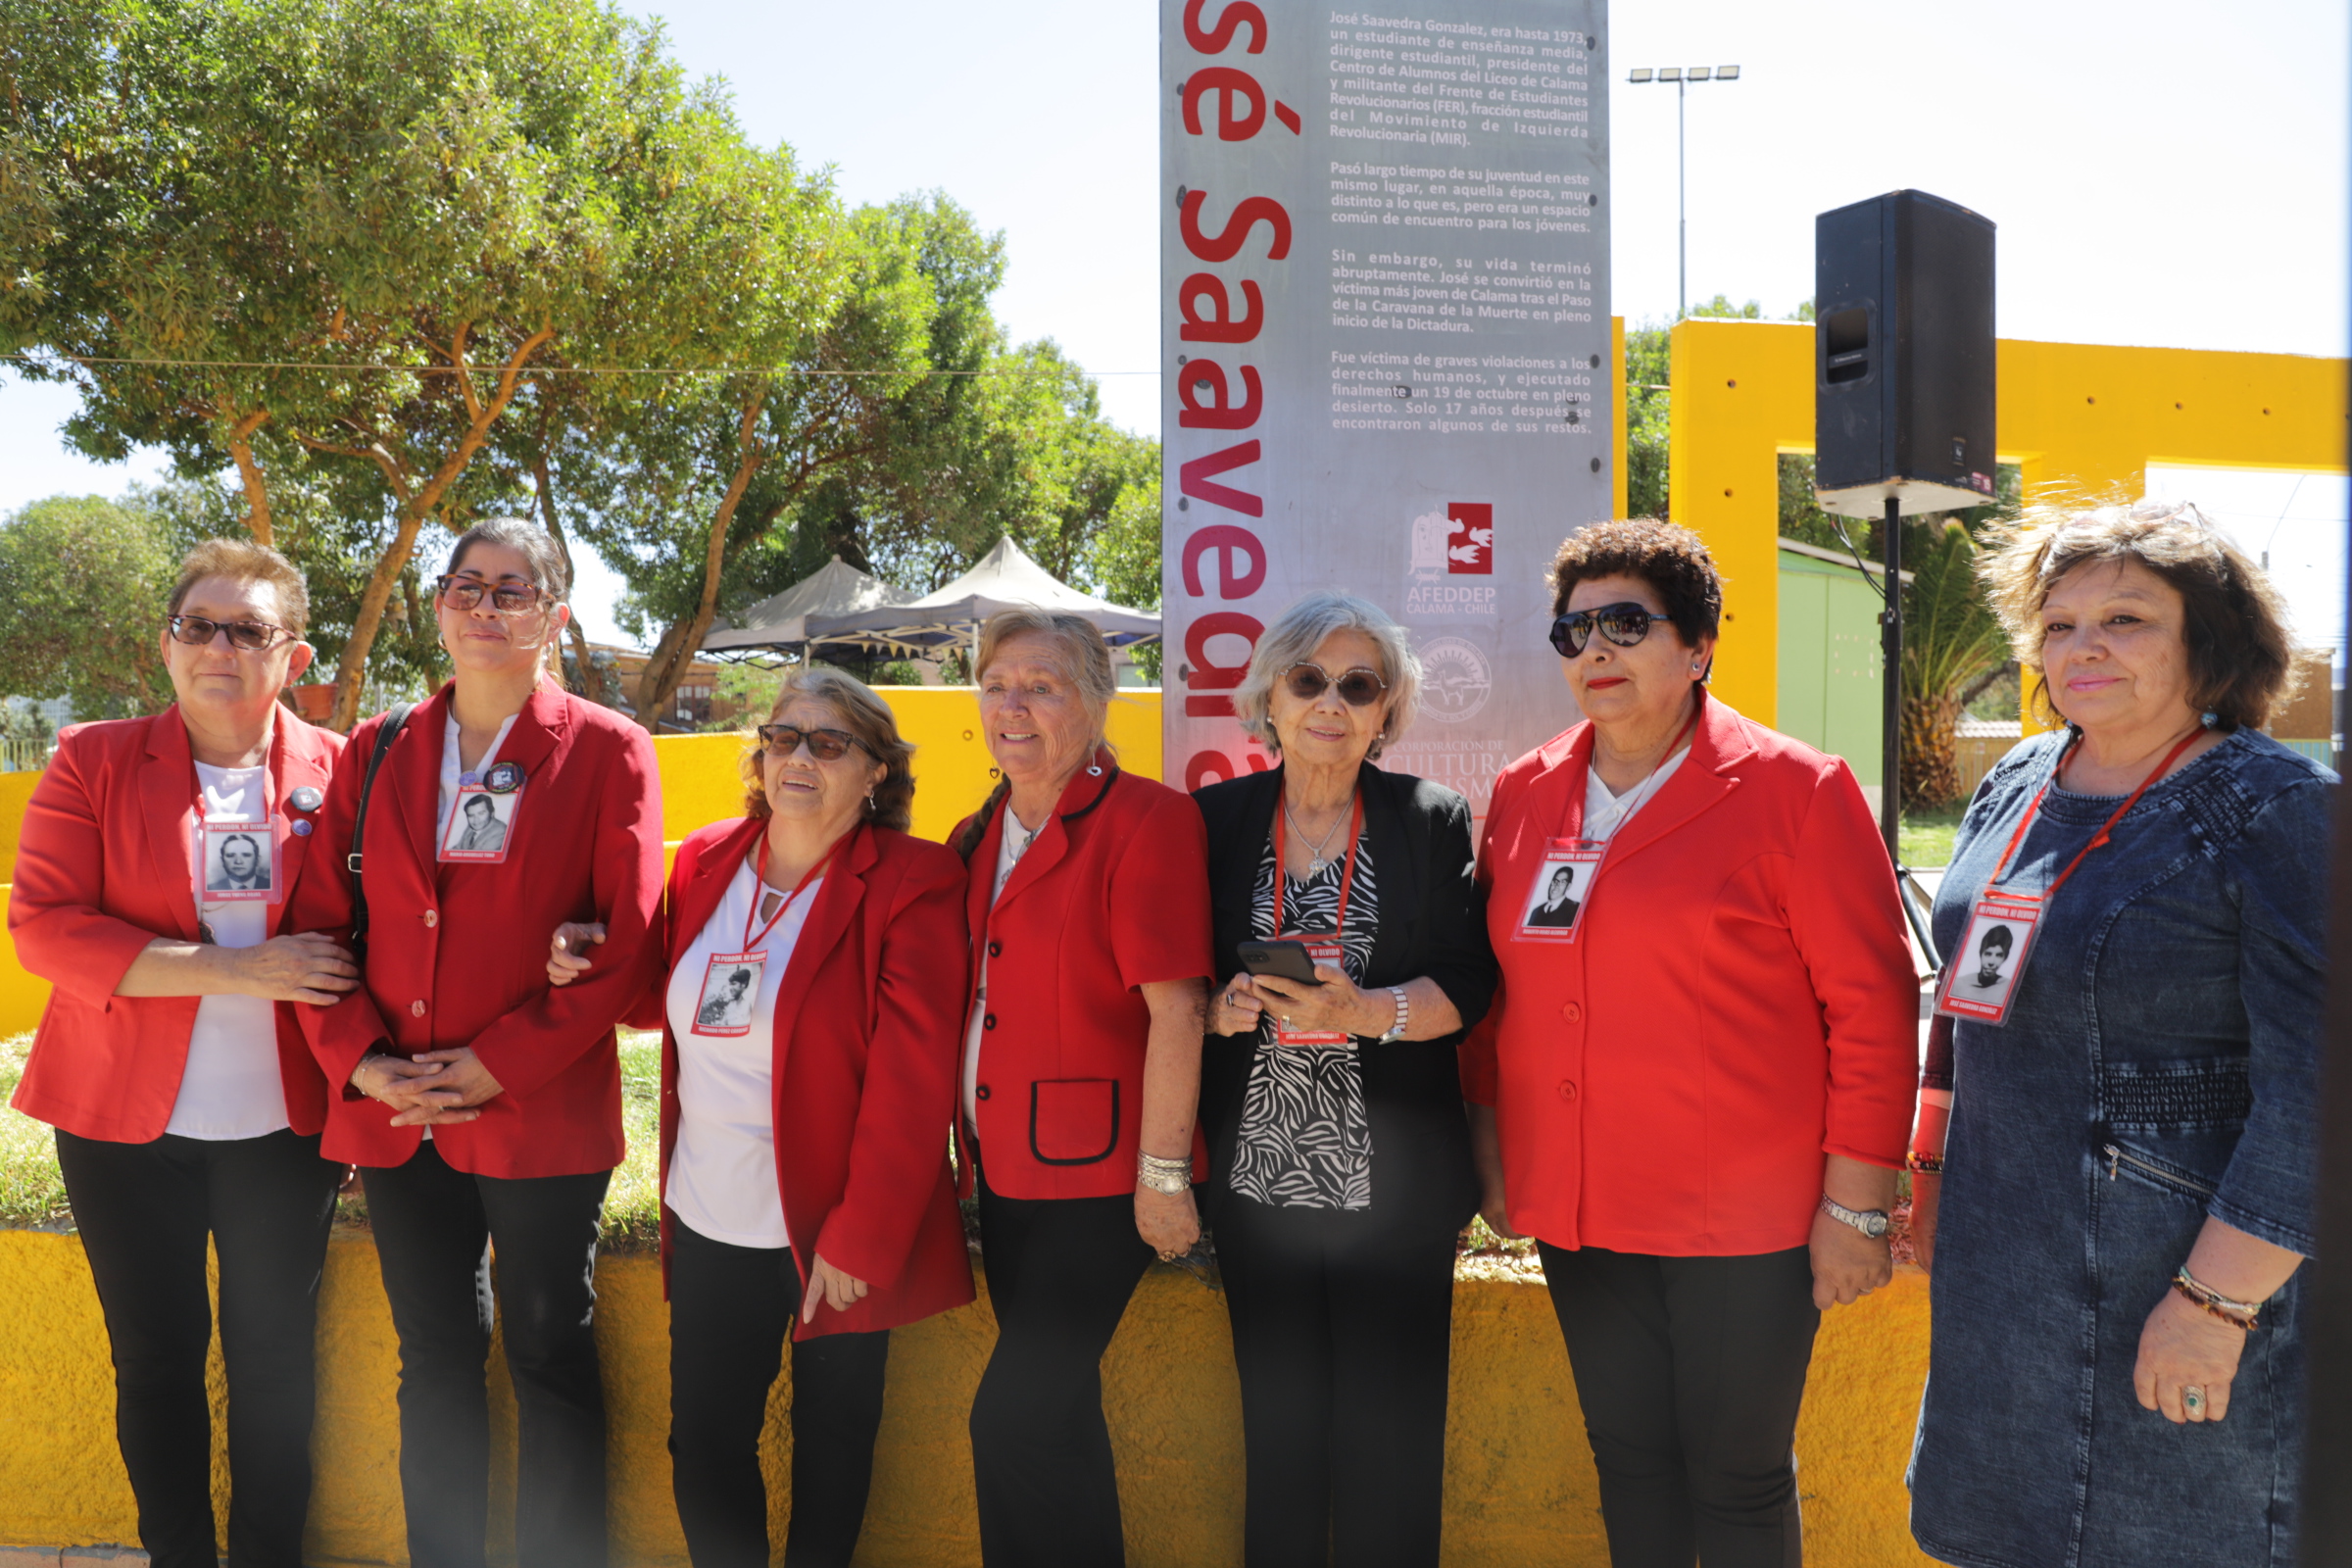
[1819,1193,1890,1240]
[1377,985,1409,1042]
[1137,1152,1191,1196]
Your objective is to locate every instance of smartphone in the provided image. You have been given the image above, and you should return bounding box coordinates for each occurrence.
[1238,939,1323,985]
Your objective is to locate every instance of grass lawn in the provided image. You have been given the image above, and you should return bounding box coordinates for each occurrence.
[1898,806,1968,869]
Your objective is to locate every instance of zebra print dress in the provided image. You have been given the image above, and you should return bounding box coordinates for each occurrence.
[1226,837,1378,1210]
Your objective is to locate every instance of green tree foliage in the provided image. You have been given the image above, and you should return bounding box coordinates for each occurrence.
[0,496,178,716]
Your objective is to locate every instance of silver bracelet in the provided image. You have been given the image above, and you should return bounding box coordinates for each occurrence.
[1137,1152,1191,1195]
[1378,985,1409,1042]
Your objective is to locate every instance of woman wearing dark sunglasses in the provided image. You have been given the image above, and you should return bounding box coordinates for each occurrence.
[1195,591,1497,1568]
[285,516,665,1568]
[1462,519,1917,1568]
[10,539,352,1568]
[543,666,972,1568]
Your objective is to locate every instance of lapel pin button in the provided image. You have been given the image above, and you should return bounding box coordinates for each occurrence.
[289,786,323,812]
[291,819,314,837]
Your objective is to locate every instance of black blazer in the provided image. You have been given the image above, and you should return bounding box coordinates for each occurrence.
[1194,761,1498,1234]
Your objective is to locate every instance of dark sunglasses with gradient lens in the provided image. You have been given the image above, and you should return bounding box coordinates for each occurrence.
[758,723,869,762]
[435,574,549,612]
[166,613,293,652]
[1548,602,1674,659]
[1283,662,1389,708]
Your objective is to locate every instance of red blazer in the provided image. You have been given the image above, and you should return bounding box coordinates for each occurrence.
[639,817,974,1338]
[954,753,1214,1200]
[287,683,664,1177]
[9,708,343,1143]
[1461,694,1917,1255]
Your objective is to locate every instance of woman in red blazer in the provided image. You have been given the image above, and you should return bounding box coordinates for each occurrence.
[285,517,663,1568]
[546,667,972,1568]
[10,539,355,1568]
[1463,519,1917,1568]
[951,609,1213,1568]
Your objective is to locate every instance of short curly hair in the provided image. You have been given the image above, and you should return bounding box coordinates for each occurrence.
[1978,498,2299,733]
[738,667,916,832]
[1545,518,1724,649]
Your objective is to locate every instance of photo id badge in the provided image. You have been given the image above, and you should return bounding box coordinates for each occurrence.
[195,819,279,904]
[1935,892,2044,1027]
[1271,936,1348,1047]
[1515,838,1602,944]
[691,951,765,1037]
[439,783,520,863]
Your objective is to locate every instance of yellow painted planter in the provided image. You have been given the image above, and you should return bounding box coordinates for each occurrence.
[0,1228,1934,1567]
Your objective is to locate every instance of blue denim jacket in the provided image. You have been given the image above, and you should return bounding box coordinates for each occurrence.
[1909,727,2328,1568]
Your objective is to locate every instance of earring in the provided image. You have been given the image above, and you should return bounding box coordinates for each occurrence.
[2200,710,2219,728]
[1087,763,1104,776]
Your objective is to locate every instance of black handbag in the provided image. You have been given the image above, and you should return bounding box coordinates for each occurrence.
[344,703,414,961]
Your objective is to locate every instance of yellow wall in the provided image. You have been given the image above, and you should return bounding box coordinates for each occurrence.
[0,1227,1936,1566]
[0,690,1170,1038]
[1657,319,2351,731]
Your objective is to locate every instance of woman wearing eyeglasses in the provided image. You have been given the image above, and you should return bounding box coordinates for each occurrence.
[542,668,972,1568]
[286,516,664,1568]
[1195,592,1497,1568]
[1462,519,1917,1568]
[10,539,353,1568]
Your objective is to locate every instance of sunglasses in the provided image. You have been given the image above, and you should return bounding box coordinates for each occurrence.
[167,613,292,652]
[1548,602,1673,658]
[436,574,549,612]
[757,723,870,762]
[1283,662,1389,708]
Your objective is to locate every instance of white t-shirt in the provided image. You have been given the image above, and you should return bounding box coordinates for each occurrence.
[1584,745,1692,842]
[960,808,1040,1131]
[662,855,823,1250]
[170,762,289,1141]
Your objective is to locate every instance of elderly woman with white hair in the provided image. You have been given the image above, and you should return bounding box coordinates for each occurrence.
[1197,591,1499,1568]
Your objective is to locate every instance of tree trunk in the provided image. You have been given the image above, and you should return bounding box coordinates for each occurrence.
[322,324,556,731]
[222,409,273,547]
[1901,690,1964,811]
[632,392,769,730]
[533,451,600,703]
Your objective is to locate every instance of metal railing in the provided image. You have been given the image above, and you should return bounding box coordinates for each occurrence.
[0,738,53,774]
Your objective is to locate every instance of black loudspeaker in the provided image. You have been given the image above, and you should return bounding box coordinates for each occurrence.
[1814,190,1996,517]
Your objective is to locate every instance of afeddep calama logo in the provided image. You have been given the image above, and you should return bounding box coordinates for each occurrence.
[1405,502,1498,617]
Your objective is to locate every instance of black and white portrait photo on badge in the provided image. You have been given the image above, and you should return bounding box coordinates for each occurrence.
[439,784,517,862]
[692,953,763,1037]
[1937,896,2042,1025]
[200,822,273,901]
[1516,842,1600,942]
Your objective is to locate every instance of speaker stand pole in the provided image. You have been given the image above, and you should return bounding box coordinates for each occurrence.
[1880,494,1903,862]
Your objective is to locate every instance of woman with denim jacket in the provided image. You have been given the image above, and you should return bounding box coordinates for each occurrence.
[1908,500,2327,1568]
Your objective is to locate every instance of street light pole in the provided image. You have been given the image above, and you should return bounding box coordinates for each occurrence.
[1627,65,1740,318]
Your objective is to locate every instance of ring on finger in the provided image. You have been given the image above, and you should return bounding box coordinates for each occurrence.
[2183,1385,2207,1416]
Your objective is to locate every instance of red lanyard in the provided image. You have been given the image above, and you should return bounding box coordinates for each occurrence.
[1273,790,1364,937]
[1984,727,2204,901]
[1561,700,1701,842]
[741,833,840,952]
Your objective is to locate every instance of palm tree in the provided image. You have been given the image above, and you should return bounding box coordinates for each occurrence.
[1901,520,2009,808]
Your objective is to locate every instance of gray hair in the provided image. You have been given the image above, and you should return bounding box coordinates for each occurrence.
[445,516,571,604]
[1234,592,1421,759]
[974,608,1117,747]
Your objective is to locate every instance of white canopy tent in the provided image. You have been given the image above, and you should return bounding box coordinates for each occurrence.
[801,536,1160,654]
[698,555,917,659]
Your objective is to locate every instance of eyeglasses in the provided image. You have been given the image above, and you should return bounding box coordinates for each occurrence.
[1282,662,1389,707]
[435,574,549,612]
[167,614,292,652]
[1548,602,1673,658]
[757,724,870,762]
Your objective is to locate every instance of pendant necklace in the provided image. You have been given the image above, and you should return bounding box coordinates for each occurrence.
[1282,795,1348,875]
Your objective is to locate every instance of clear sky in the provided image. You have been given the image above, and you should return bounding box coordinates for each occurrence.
[3,0,2344,645]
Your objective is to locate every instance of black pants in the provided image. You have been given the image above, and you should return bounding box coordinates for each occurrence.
[667,1219,892,1568]
[969,1164,1153,1568]
[1215,1194,1460,1568]
[363,1139,612,1568]
[55,1127,341,1568]
[1538,1243,1821,1568]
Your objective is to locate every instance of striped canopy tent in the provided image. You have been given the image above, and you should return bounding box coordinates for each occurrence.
[698,555,917,659]
[802,536,1160,654]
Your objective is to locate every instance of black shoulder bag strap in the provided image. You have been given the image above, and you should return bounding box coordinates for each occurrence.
[346,703,415,960]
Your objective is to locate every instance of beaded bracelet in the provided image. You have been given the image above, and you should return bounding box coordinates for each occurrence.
[1905,1150,1944,1174]
[2172,1266,2262,1331]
